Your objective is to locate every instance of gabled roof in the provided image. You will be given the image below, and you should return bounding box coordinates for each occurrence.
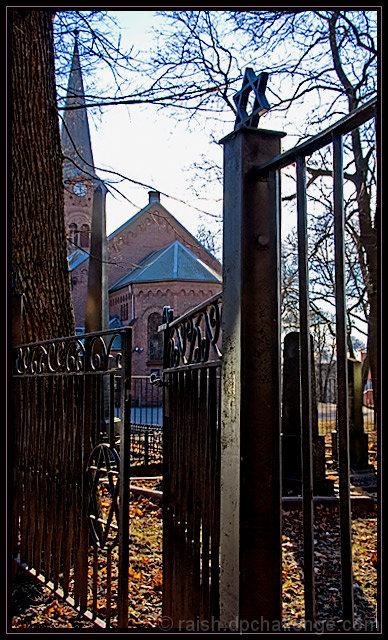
[107,201,155,242]
[109,241,222,293]
[107,200,221,271]
[69,198,222,277]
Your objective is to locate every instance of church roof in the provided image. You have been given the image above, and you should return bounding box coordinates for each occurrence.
[68,248,88,271]
[61,38,100,182]
[107,200,157,242]
[109,241,222,292]
[107,198,221,271]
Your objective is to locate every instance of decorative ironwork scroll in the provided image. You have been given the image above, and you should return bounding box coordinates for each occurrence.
[162,292,222,369]
[13,331,123,376]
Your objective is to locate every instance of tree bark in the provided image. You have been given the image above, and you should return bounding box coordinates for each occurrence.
[11,9,75,342]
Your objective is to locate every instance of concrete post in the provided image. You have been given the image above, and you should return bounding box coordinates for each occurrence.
[348,358,369,470]
[85,183,108,333]
[219,126,285,630]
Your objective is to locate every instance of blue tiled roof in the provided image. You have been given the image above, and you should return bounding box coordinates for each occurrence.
[68,249,89,271]
[109,241,221,293]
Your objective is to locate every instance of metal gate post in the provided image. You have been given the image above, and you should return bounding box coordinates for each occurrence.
[220,126,284,630]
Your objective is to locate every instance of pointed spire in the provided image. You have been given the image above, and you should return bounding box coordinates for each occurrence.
[61,35,98,181]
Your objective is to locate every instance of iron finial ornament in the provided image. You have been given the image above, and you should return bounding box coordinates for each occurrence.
[233,68,270,130]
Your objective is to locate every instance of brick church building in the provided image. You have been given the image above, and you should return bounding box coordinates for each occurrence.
[62,39,222,377]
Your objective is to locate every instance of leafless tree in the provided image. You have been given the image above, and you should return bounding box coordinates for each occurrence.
[137,10,378,402]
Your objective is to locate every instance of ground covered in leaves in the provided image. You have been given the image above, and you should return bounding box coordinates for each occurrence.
[9,505,378,631]
[10,474,378,631]
[282,506,377,631]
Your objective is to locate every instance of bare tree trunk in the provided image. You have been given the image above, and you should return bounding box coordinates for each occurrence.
[329,11,378,409]
[11,9,75,342]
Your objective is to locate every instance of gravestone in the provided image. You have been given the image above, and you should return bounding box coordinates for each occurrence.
[347,358,369,470]
[282,331,334,496]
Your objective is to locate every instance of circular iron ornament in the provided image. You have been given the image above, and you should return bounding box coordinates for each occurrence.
[86,443,121,550]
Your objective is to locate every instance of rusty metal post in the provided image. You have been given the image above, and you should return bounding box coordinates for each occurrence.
[219,126,284,630]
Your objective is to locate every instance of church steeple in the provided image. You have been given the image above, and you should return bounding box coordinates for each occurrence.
[61,36,98,181]
[62,34,108,333]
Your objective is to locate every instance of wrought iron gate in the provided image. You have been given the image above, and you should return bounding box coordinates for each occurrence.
[160,96,378,632]
[11,328,132,628]
[160,294,222,630]
[10,96,378,632]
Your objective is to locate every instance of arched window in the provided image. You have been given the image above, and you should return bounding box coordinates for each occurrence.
[148,312,163,362]
[69,222,78,248]
[80,223,90,248]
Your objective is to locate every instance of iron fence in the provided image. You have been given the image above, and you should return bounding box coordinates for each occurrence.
[130,424,163,467]
[250,97,378,629]
[113,375,163,470]
[163,98,378,631]
[11,328,132,628]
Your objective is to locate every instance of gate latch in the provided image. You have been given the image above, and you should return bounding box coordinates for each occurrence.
[150,373,167,387]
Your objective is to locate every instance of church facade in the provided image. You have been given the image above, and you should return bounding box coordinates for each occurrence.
[62,40,222,377]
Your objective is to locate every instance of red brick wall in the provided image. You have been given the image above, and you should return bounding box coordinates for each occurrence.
[110,280,222,376]
[64,177,94,251]
[68,196,222,344]
[107,202,221,288]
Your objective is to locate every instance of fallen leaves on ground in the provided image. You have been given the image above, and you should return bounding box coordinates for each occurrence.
[11,485,377,630]
[282,505,377,631]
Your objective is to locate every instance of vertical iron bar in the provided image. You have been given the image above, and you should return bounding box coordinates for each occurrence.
[106,548,112,627]
[92,546,98,618]
[373,101,381,634]
[296,154,316,628]
[109,373,115,445]
[162,321,171,622]
[117,328,132,628]
[145,430,149,467]
[78,343,92,611]
[333,133,354,628]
